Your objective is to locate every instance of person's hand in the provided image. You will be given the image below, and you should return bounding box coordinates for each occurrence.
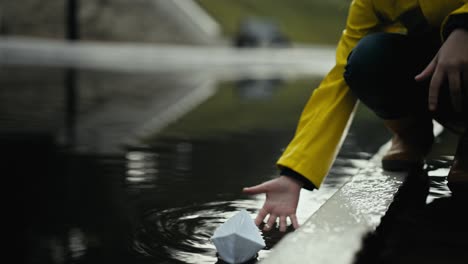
[415,29,468,112]
[243,176,302,232]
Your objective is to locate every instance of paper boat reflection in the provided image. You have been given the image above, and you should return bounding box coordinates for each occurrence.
[211,210,266,264]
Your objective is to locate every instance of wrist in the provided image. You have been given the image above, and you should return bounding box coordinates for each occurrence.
[443,14,468,40]
[280,175,304,188]
[279,167,316,190]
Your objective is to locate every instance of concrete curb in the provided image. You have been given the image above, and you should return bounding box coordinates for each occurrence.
[261,122,444,264]
[0,37,336,79]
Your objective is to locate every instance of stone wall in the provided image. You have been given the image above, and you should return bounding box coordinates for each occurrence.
[0,0,211,44]
[0,0,65,38]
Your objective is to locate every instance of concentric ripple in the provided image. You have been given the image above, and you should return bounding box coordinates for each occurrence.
[133,200,279,264]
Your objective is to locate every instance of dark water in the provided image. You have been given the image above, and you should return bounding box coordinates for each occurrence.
[1,66,454,264]
[425,129,460,203]
[355,150,468,264]
[127,129,373,264]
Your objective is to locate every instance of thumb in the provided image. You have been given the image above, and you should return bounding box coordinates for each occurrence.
[243,182,269,195]
[415,55,437,82]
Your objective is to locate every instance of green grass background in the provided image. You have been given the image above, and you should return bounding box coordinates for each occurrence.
[196,0,350,44]
[146,1,384,141]
[150,79,318,140]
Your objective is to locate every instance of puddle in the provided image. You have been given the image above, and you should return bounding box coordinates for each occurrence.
[2,66,390,263]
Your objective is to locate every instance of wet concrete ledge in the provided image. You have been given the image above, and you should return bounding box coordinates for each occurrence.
[0,36,335,80]
[261,123,444,264]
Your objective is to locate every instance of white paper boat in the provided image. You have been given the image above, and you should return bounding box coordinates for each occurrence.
[211,210,266,264]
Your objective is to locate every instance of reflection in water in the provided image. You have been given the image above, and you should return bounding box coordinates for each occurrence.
[426,156,453,203]
[68,228,87,260]
[112,129,459,264]
[125,124,458,264]
[3,134,135,264]
[134,201,262,263]
[3,64,413,264]
[354,167,468,264]
[234,78,283,101]
[126,151,158,188]
[127,127,375,263]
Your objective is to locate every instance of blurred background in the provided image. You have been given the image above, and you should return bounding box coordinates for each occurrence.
[0,0,348,45]
[1,1,405,264]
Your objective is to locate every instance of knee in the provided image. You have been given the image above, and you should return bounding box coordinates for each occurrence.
[344,33,410,92]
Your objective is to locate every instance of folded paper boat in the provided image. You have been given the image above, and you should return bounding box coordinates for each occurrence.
[211,210,266,264]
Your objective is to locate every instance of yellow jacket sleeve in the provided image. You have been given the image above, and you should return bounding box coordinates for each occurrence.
[441,1,468,40]
[277,0,381,188]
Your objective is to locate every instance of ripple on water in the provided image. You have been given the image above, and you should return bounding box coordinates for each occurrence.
[131,151,371,263]
[133,200,292,264]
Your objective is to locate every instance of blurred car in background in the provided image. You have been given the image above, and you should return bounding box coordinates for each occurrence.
[234,17,290,48]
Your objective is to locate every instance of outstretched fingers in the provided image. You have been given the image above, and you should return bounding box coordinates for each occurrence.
[243,182,269,195]
[448,71,463,112]
[255,208,268,226]
[428,66,445,111]
[264,214,277,231]
[290,214,300,229]
[415,56,437,82]
[279,216,287,232]
[258,212,300,231]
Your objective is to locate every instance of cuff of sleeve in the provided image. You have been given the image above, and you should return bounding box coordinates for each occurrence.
[442,14,468,40]
[280,167,317,190]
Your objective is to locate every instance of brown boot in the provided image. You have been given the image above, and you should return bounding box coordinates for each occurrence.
[447,131,468,196]
[382,116,434,171]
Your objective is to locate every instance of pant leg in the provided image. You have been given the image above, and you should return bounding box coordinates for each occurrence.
[343,32,436,119]
[343,32,466,133]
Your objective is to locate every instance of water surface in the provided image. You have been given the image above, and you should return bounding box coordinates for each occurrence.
[2,66,410,264]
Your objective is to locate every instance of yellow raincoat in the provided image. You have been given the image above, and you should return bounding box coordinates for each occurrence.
[277,0,468,189]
